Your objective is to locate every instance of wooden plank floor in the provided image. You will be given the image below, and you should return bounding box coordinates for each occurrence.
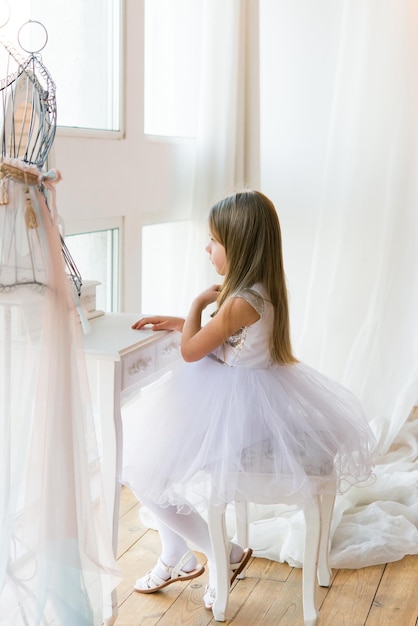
[114,487,418,626]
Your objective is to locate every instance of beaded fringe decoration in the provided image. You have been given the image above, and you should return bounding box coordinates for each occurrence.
[0,176,8,204]
[24,186,38,229]
[0,162,40,228]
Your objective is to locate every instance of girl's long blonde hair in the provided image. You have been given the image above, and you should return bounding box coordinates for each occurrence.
[208,190,297,365]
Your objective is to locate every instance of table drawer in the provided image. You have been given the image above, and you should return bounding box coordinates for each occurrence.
[121,344,156,392]
[156,333,181,369]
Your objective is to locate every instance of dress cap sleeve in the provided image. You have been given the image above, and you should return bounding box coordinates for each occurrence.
[234,288,265,317]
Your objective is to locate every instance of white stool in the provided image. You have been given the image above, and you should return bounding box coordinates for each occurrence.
[207,476,336,625]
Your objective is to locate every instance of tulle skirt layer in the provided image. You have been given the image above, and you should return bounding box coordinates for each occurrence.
[122,356,375,512]
[0,159,119,625]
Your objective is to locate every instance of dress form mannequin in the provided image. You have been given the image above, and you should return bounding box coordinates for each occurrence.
[0,17,119,626]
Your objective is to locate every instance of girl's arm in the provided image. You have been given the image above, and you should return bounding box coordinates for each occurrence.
[181,285,260,362]
[132,316,185,332]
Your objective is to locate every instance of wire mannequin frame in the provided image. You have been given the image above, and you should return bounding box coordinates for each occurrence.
[0,24,56,169]
[0,21,82,295]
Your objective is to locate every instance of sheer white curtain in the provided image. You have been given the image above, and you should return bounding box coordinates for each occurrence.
[141,0,259,315]
[179,0,260,308]
[248,0,418,569]
[297,0,418,451]
[303,0,418,566]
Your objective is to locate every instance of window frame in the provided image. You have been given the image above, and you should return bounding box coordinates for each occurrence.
[64,216,123,313]
[55,0,125,139]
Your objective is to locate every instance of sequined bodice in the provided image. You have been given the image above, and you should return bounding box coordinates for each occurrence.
[210,285,274,368]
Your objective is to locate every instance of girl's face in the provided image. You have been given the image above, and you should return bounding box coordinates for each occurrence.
[206,235,227,275]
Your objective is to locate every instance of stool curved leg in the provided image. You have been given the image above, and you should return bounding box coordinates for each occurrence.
[317,491,335,587]
[235,499,248,579]
[302,498,320,626]
[207,502,229,622]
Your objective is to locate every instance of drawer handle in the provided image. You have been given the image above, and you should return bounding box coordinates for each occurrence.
[162,341,180,355]
[128,356,152,375]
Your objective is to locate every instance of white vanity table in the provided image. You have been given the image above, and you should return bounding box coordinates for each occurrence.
[82,313,181,625]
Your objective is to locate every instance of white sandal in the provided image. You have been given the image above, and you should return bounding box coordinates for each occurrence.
[134,550,204,594]
[230,547,252,584]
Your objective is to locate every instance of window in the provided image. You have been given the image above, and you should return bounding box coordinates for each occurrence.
[142,221,191,315]
[0,0,122,133]
[142,0,203,312]
[65,228,120,313]
[144,0,202,137]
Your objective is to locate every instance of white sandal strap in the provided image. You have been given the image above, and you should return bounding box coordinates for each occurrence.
[137,568,167,590]
[158,549,194,580]
[169,549,194,579]
[135,550,203,593]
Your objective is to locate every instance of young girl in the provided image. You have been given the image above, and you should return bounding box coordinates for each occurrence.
[122,190,374,609]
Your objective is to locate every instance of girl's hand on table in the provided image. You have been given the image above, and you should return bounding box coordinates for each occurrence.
[132,316,185,332]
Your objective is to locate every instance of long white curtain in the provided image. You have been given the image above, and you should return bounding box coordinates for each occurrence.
[297,0,418,450]
[180,0,260,308]
[251,0,418,568]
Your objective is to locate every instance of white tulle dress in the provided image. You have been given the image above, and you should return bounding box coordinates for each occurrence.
[122,285,375,514]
